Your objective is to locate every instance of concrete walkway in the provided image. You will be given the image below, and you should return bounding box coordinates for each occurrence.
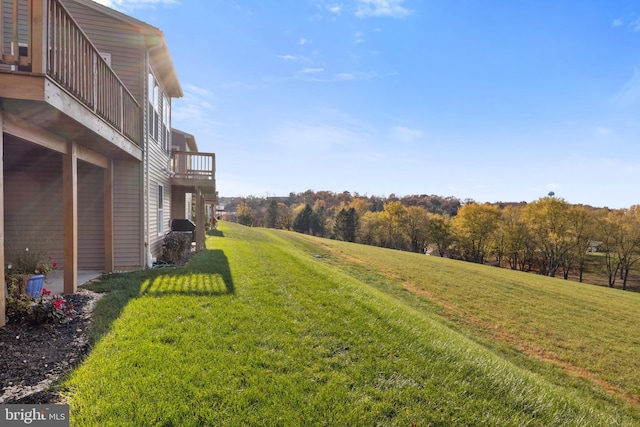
[45,270,103,295]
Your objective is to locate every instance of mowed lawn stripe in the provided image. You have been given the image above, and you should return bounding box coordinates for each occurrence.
[64,222,638,426]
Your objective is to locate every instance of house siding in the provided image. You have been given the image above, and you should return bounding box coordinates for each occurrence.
[3,141,64,269]
[78,161,104,269]
[2,138,146,271]
[113,158,143,269]
[147,136,172,258]
[145,61,173,259]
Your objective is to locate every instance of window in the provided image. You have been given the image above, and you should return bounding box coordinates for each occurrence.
[162,94,171,152]
[157,184,164,236]
[148,73,160,142]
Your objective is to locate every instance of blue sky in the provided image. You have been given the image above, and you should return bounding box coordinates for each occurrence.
[95,0,640,208]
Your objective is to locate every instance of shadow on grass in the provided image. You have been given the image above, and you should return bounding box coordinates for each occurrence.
[83,248,233,345]
[207,229,224,237]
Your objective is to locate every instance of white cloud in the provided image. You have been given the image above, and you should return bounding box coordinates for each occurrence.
[355,0,413,18]
[92,0,178,12]
[390,126,423,142]
[171,84,217,133]
[299,38,312,45]
[278,54,297,61]
[630,17,640,32]
[612,18,623,27]
[300,67,325,74]
[327,3,343,14]
[355,31,365,43]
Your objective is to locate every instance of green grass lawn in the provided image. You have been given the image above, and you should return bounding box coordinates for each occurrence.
[63,222,640,426]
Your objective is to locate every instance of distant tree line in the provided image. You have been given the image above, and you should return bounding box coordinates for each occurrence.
[222,191,640,291]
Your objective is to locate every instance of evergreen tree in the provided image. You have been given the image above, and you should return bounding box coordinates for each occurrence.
[335,207,358,242]
[293,204,313,234]
[266,199,278,228]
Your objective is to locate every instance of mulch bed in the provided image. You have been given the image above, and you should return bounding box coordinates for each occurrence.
[0,289,102,404]
[0,250,198,404]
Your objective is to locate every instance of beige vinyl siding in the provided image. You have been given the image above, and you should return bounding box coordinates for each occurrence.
[145,64,172,259]
[147,147,171,258]
[4,140,64,269]
[78,161,104,269]
[113,158,143,269]
[59,0,145,103]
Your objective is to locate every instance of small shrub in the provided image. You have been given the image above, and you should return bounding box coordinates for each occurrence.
[31,289,76,324]
[5,286,75,324]
[162,232,191,264]
[5,279,33,322]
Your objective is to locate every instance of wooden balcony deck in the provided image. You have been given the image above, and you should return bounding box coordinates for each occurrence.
[170,151,216,191]
[0,0,141,150]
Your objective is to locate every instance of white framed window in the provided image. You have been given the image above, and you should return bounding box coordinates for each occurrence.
[162,94,171,152]
[157,184,164,236]
[148,73,160,142]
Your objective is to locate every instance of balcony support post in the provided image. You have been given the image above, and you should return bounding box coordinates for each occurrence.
[104,159,115,273]
[31,0,48,74]
[195,187,206,251]
[63,141,78,294]
[0,112,6,327]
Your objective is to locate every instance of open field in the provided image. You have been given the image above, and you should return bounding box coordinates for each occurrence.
[63,222,640,425]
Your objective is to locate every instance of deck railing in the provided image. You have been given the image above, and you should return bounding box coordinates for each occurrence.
[171,151,216,181]
[0,0,141,145]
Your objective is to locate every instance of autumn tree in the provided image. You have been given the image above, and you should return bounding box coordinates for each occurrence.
[236,201,254,226]
[358,211,386,247]
[381,201,409,250]
[561,205,597,281]
[597,209,623,287]
[276,203,293,230]
[618,206,640,290]
[405,206,430,253]
[426,213,453,257]
[452,202,501,264]
[600,207,640,289]
[499,205,535,271]
[522,196,576,277]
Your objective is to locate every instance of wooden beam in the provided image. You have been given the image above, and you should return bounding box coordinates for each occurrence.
[63,142,78,294]
[0,112,5,327]
[0,74,46,101]
[104,159,114,273]
[195,187,205,251]
[30,0,48,74]
[76,144,109,169]
[3,112,68,154]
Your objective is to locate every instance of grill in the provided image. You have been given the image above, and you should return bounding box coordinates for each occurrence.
[170,219,196,242]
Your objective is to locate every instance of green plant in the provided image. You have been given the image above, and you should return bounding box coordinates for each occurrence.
[31,288,75,324]
[161,231,191,263]
[4,279,34,322]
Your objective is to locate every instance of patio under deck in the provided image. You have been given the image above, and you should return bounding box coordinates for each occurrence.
[45,270,103,295]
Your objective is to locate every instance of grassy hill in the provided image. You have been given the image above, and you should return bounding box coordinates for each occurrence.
[64,222,640,426]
